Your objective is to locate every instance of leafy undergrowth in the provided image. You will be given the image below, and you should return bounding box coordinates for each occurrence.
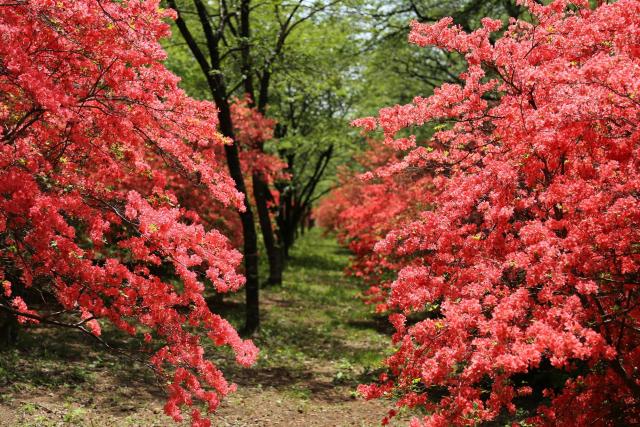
[0,228,412,426]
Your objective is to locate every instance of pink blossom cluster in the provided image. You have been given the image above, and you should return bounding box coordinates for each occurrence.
[320,0,640,425]
[1,1,257,425]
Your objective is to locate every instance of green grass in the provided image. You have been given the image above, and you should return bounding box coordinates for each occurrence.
[226,228,393,375]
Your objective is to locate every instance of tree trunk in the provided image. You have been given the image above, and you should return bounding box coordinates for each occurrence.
[237,0,283,287]
[220,119,260,335]
[0,311,18,350]
[253,173,283,285]
[169,0,261,334]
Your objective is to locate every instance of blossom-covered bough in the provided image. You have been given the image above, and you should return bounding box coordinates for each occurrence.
[321,0,640,425]
[0,1,257,425]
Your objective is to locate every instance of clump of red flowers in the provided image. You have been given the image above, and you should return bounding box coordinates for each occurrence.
[1,1,257,426]
[320,0,640,425]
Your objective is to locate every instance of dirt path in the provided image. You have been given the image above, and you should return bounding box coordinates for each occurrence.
[0,230,409,426]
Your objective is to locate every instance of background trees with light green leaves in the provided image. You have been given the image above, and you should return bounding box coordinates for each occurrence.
[161,0,529,331]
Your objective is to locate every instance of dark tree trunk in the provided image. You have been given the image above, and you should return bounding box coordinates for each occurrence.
[253,173,283,285]
[239,0,283,287]
[275,145,333,259]
[0,311,18,350]
[276,180,293,259]
[220,113,260,334]
[170,0,260,334]
[205,292,224,311]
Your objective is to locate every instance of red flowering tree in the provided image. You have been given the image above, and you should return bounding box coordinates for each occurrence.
[316,139,432,309]
[169,96,285,251]
[231,95,287,193]
[0,1,257,425]
[328,0,640,425]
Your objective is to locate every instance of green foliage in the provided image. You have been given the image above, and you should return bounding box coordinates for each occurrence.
[161,0,525,203]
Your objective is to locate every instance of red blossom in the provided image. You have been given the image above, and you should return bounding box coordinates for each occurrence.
[0,1,256,425]
[319,0,640,424]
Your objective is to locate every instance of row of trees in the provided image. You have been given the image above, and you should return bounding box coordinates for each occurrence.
[7,0,639,425]
[318,0,640,425]
[162,0,363,333]
[158,0,534,337]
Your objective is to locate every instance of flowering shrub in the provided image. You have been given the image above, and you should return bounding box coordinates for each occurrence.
[231,95,287,197]
[324,0,640,424]
[316,140,431,309]
[168,96,282,250]
[0,1,257,425]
